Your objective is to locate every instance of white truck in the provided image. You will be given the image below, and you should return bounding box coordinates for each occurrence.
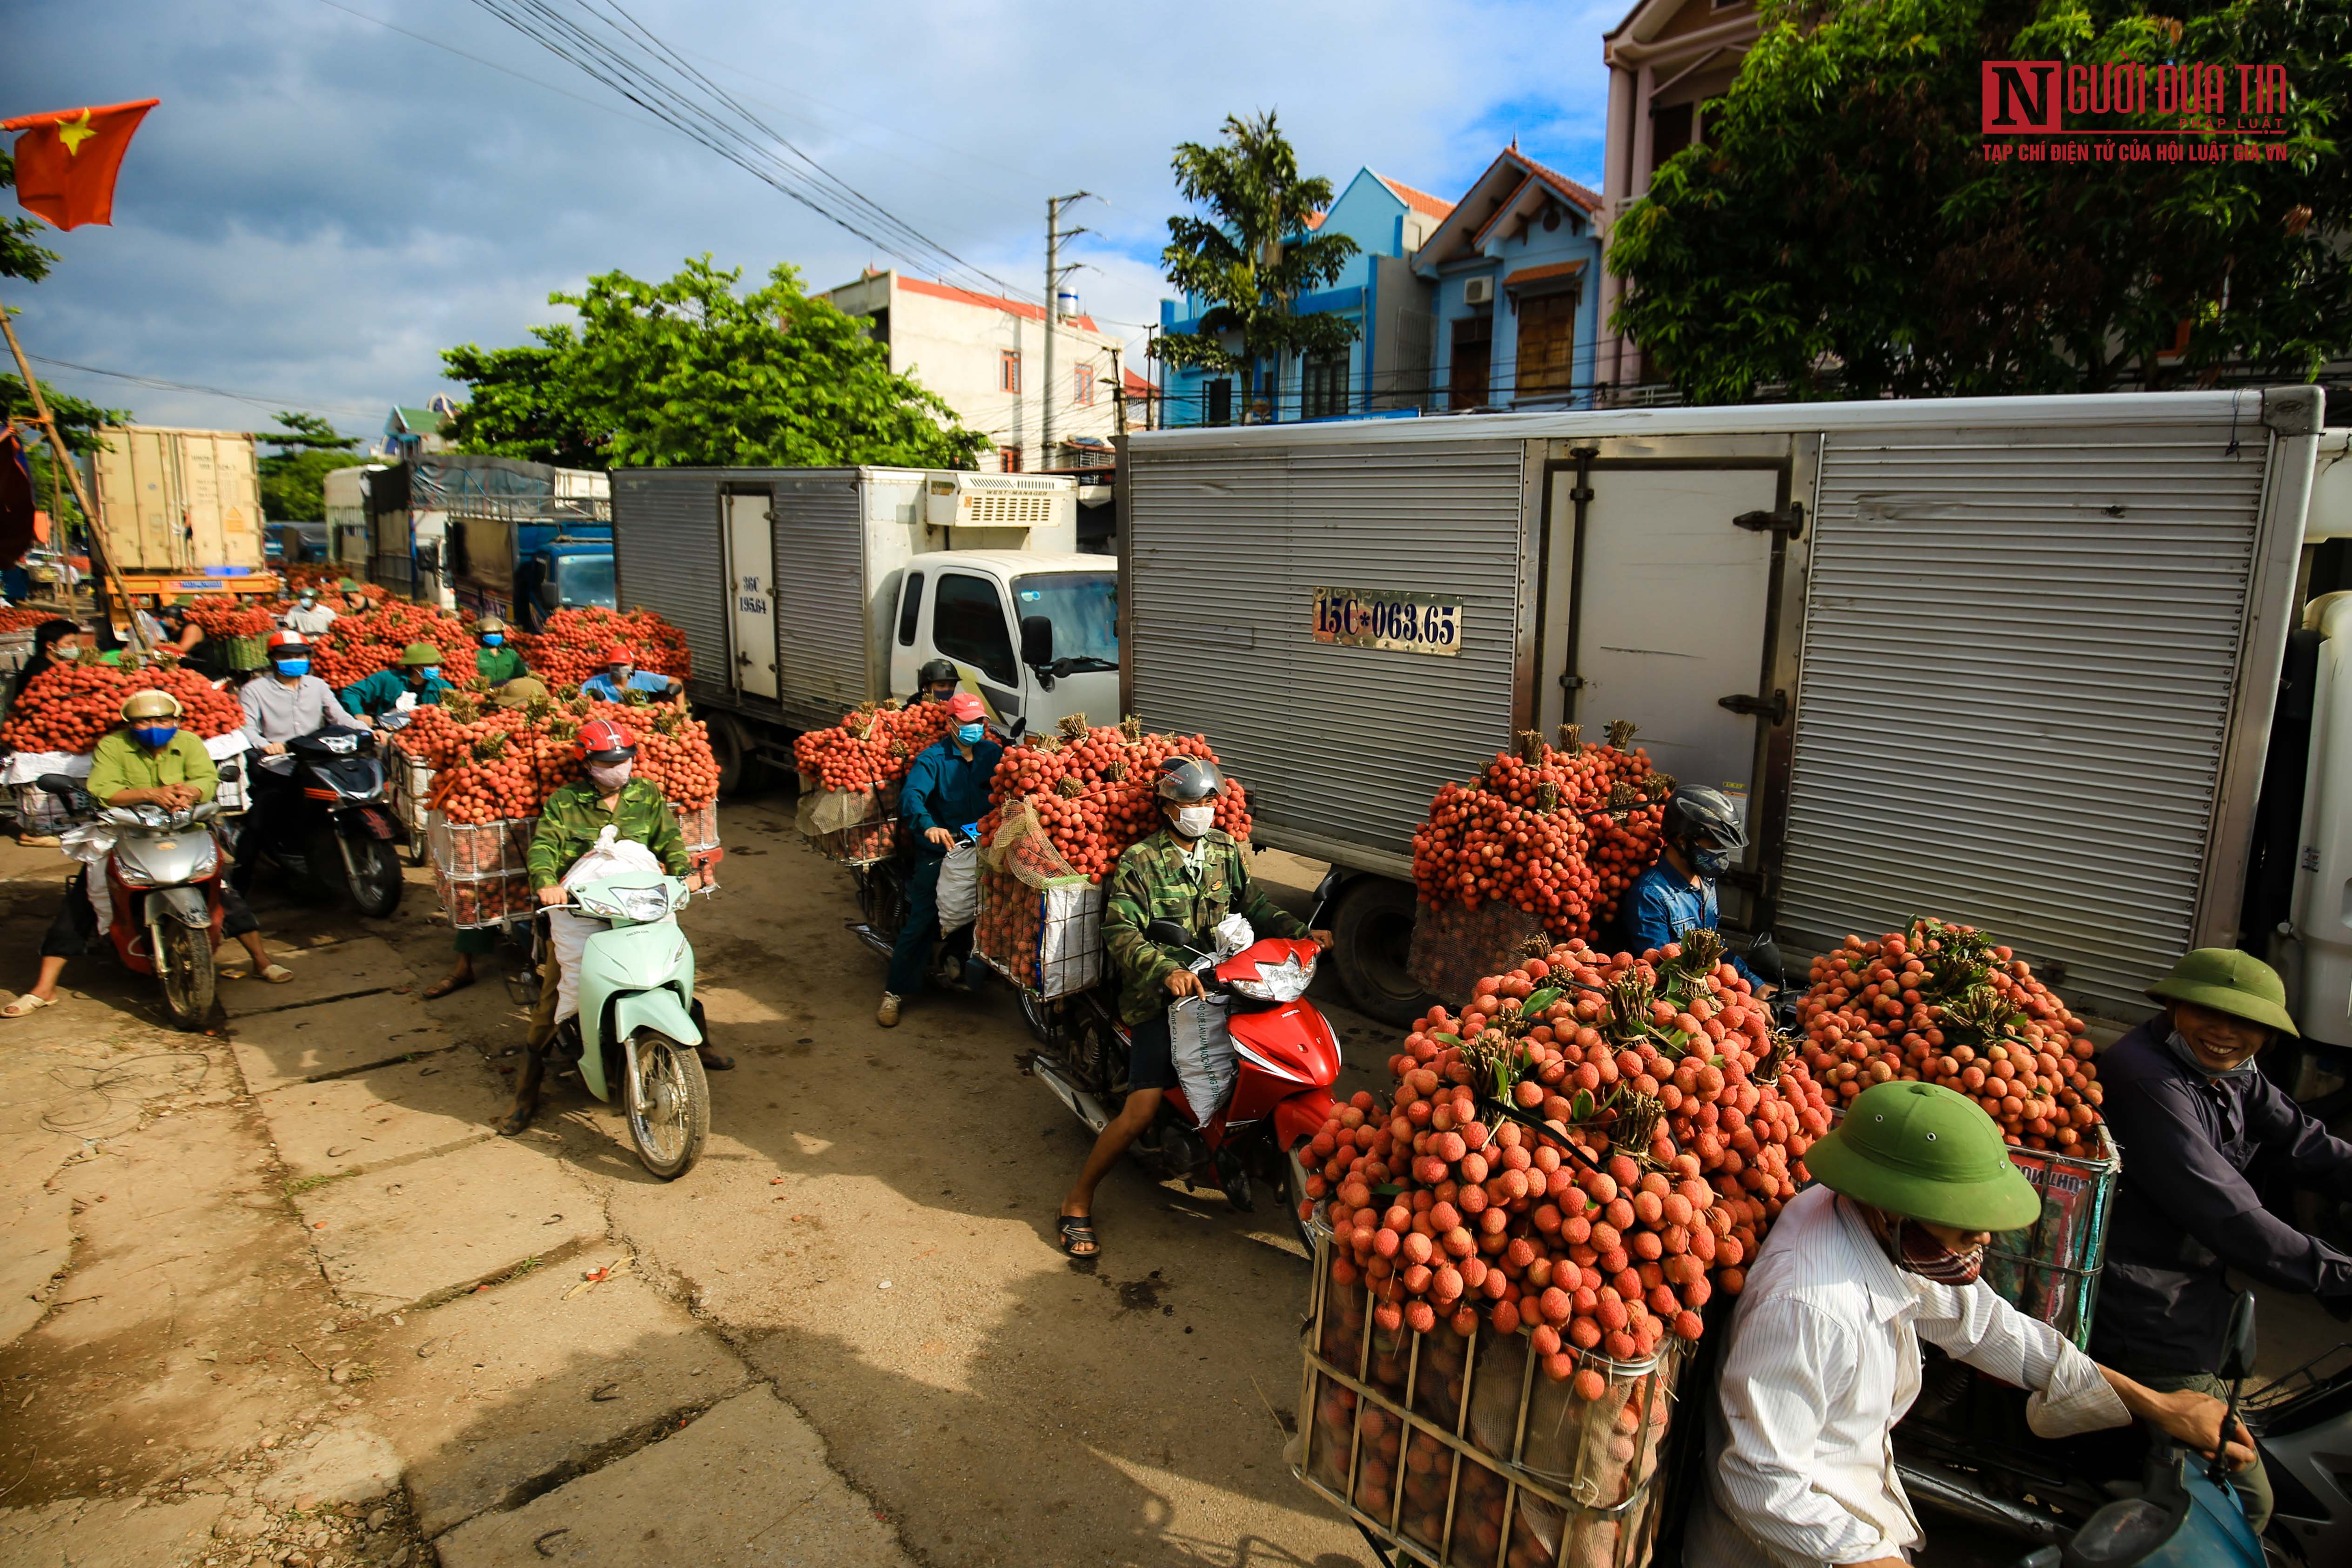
[609,468,1119,789]
[1117,388,2352,1063]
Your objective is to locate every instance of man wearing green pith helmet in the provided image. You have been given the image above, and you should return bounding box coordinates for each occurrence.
[1688,1078,2252,1567]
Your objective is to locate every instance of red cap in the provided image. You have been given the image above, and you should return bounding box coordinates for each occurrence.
[266,629,309,655]
[946,693,986,723]
[578,718,639,761]
[600,644,634,664]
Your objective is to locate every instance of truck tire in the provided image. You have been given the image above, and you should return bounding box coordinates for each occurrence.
[710,716,768,797]
[1330,875,1441,1026]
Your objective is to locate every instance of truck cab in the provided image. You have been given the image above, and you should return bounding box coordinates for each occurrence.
[884,550,1118,735]
[517,538,616,630]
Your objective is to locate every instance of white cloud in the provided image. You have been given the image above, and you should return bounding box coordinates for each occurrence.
[3,0,1621,436]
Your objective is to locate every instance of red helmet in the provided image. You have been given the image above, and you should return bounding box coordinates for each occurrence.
[578,718,638,763]
[599,644,634,665]
[945,693,986,723]
[266,629,310,658]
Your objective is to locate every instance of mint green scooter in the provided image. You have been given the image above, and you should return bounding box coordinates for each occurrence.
[548,872,712,1179]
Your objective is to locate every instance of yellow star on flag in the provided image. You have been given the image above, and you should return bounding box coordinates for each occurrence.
[54,112,96,157]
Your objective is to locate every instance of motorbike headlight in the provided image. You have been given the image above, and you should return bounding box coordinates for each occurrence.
[1252,951,1313,1003]
[606,885,672,923]
[188,840,219,880]
[114,858,158,888]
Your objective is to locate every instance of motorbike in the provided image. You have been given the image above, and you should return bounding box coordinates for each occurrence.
[846,828,990,993]
[1900,1289,2352,1568]
[1025,911,1343,1241]
[221,725,404,917]
[529,870,718,1179]
[37,772,229,1030]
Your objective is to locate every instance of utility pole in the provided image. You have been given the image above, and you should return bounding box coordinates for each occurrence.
[1109,345,1128,438]
[1044,192,1094,472]
[0,303,144,653]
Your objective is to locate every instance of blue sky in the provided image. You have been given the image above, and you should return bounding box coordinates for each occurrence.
[1,0,1624,439]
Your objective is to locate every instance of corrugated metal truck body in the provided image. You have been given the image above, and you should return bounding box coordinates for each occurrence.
[89,425,265,572]
[1120,388,2335,1036]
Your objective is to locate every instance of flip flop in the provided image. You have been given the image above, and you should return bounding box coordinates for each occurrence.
[259,964,296,984]
[423,974,475,999]
[1056,1214,1098,1258]
[2,994,57,1018]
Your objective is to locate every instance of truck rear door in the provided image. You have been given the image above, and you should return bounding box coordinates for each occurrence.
[724,492,778,699]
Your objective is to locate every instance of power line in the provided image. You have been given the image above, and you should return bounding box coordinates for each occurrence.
[307,0,664,131]
[24,355,381,421]
[467,0,1026,300]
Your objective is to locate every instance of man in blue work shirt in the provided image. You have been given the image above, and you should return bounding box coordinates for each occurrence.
[878,692,1001,1028]
[579,643,682,702]
[1620,784,1773,994]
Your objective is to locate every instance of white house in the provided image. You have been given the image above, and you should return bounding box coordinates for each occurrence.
[825,270,1129,473]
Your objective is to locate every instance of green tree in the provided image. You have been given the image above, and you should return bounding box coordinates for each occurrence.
[441,257,985,469]
[1156,112,1362,411]
[256,412,367,522]
[1607,0,2352,402]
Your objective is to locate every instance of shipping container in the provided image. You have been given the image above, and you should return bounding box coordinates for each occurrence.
[1118,388,2352,1045]
[88,425,264,572]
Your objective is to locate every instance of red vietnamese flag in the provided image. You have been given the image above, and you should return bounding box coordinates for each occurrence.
[3,99,157,230]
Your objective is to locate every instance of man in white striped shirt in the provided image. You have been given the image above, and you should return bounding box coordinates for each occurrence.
[1689,1079,2251,1566]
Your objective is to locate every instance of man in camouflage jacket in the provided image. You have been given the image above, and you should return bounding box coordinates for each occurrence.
[1056,757,1331,1259]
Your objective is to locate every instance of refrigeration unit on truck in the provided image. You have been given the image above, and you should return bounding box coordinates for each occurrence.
[1118,388,2352,1058]
[611,468,1117,791]
[86,424,278,608]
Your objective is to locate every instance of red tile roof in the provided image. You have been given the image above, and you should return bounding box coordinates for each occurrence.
[894,274,1102,334]
[1504,259,1589,288]
[1123,368,1153,396]
[1512,150,1604,214]
[1304,210,1328,230]
[1374,173,1457,221]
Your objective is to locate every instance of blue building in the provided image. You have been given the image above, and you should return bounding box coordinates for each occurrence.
[1156,168,1453,427]
[1413,146,1608,411]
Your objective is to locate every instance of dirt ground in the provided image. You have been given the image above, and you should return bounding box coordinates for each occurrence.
[0,796,1386,1568]
[2,792,2341,1568]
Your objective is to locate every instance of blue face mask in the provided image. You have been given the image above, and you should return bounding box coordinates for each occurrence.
[483,633,504,646]
[131,724,179,749]
[1693,845,1733,877]
[415,666,441,682]
[956,721,985,746]
[275,658,310,678]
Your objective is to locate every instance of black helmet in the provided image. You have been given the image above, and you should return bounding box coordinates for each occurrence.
[915,657,957,688]
[1661,784,1748,852]
[1154,757,1226,804]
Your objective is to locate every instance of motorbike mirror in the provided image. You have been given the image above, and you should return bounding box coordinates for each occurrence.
[1019,614,1054,669]
[2219,1291,2258,1382]
[1146,918,1195,949]
[1745,932,1788,988]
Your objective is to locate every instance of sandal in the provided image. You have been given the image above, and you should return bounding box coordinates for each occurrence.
[423,973,475,999]
[1056,1214,1098,1258]
[2,994,57,1018]
[259,964,295,984]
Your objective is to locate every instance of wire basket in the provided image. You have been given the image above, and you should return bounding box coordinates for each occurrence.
[390,748,436,835]
[675,798,720,855]
[215,633,267,672]
[1980,1123,2121,1349]
[974,864,1102,999]
[428,811,538,929]
[1294,1224,1684,1568]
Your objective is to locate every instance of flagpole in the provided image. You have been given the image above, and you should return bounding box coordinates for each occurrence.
[0,303,147,653]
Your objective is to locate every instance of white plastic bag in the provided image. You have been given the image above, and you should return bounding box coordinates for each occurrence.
[560,824,664,892]
[552,826,670,1024]
[935,841,979,935]
[1167,993,1238,1123]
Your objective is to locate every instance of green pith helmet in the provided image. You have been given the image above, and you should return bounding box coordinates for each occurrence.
[120,688,184,723]
[476,613,508,635]
[399,641,443,667]
[338,578,361,592]
[2149,947,2298,1037]
[492,676,548,709]
[1805,1080,2041,1233]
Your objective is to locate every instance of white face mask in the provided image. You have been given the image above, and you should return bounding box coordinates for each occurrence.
[587,760,633,793]
[1173,804,1215,839]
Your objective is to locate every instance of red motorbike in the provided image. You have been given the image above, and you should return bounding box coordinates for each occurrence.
[37,772,229,1030]
[1026,913,1342,1243]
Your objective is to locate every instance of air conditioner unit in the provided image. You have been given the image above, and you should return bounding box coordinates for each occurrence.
[1463,276,1495,306]
[923,472,1069,532]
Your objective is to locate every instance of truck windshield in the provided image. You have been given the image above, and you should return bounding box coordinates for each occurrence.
[553,553,616,610]
[1012,572,1118,669]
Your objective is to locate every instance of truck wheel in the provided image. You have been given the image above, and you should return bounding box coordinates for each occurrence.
[710,717,768,797]
[1330,876,1440,1026]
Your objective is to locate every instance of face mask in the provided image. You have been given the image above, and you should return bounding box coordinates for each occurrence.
[608,667,632,686]
[298,596,316,608]
[275,658,310,678]
[51,644,79,662]
[483,633,504,646]
[131,724,179,749]
[587,760,633,792]
[1864,1205,1987,1286]
[2164,1027,2261,1080]
[1693,845,1734,876]
[956,721,985,746]
[1173,804,1216,839]
[415,667,440,682]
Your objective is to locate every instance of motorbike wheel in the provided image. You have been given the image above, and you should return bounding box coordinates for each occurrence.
[156,922,216,1031]
[1017,989,1053,1046]
[1283,1144,1317,1255]
[623,1029,710,1180]
[343,837,405,918]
